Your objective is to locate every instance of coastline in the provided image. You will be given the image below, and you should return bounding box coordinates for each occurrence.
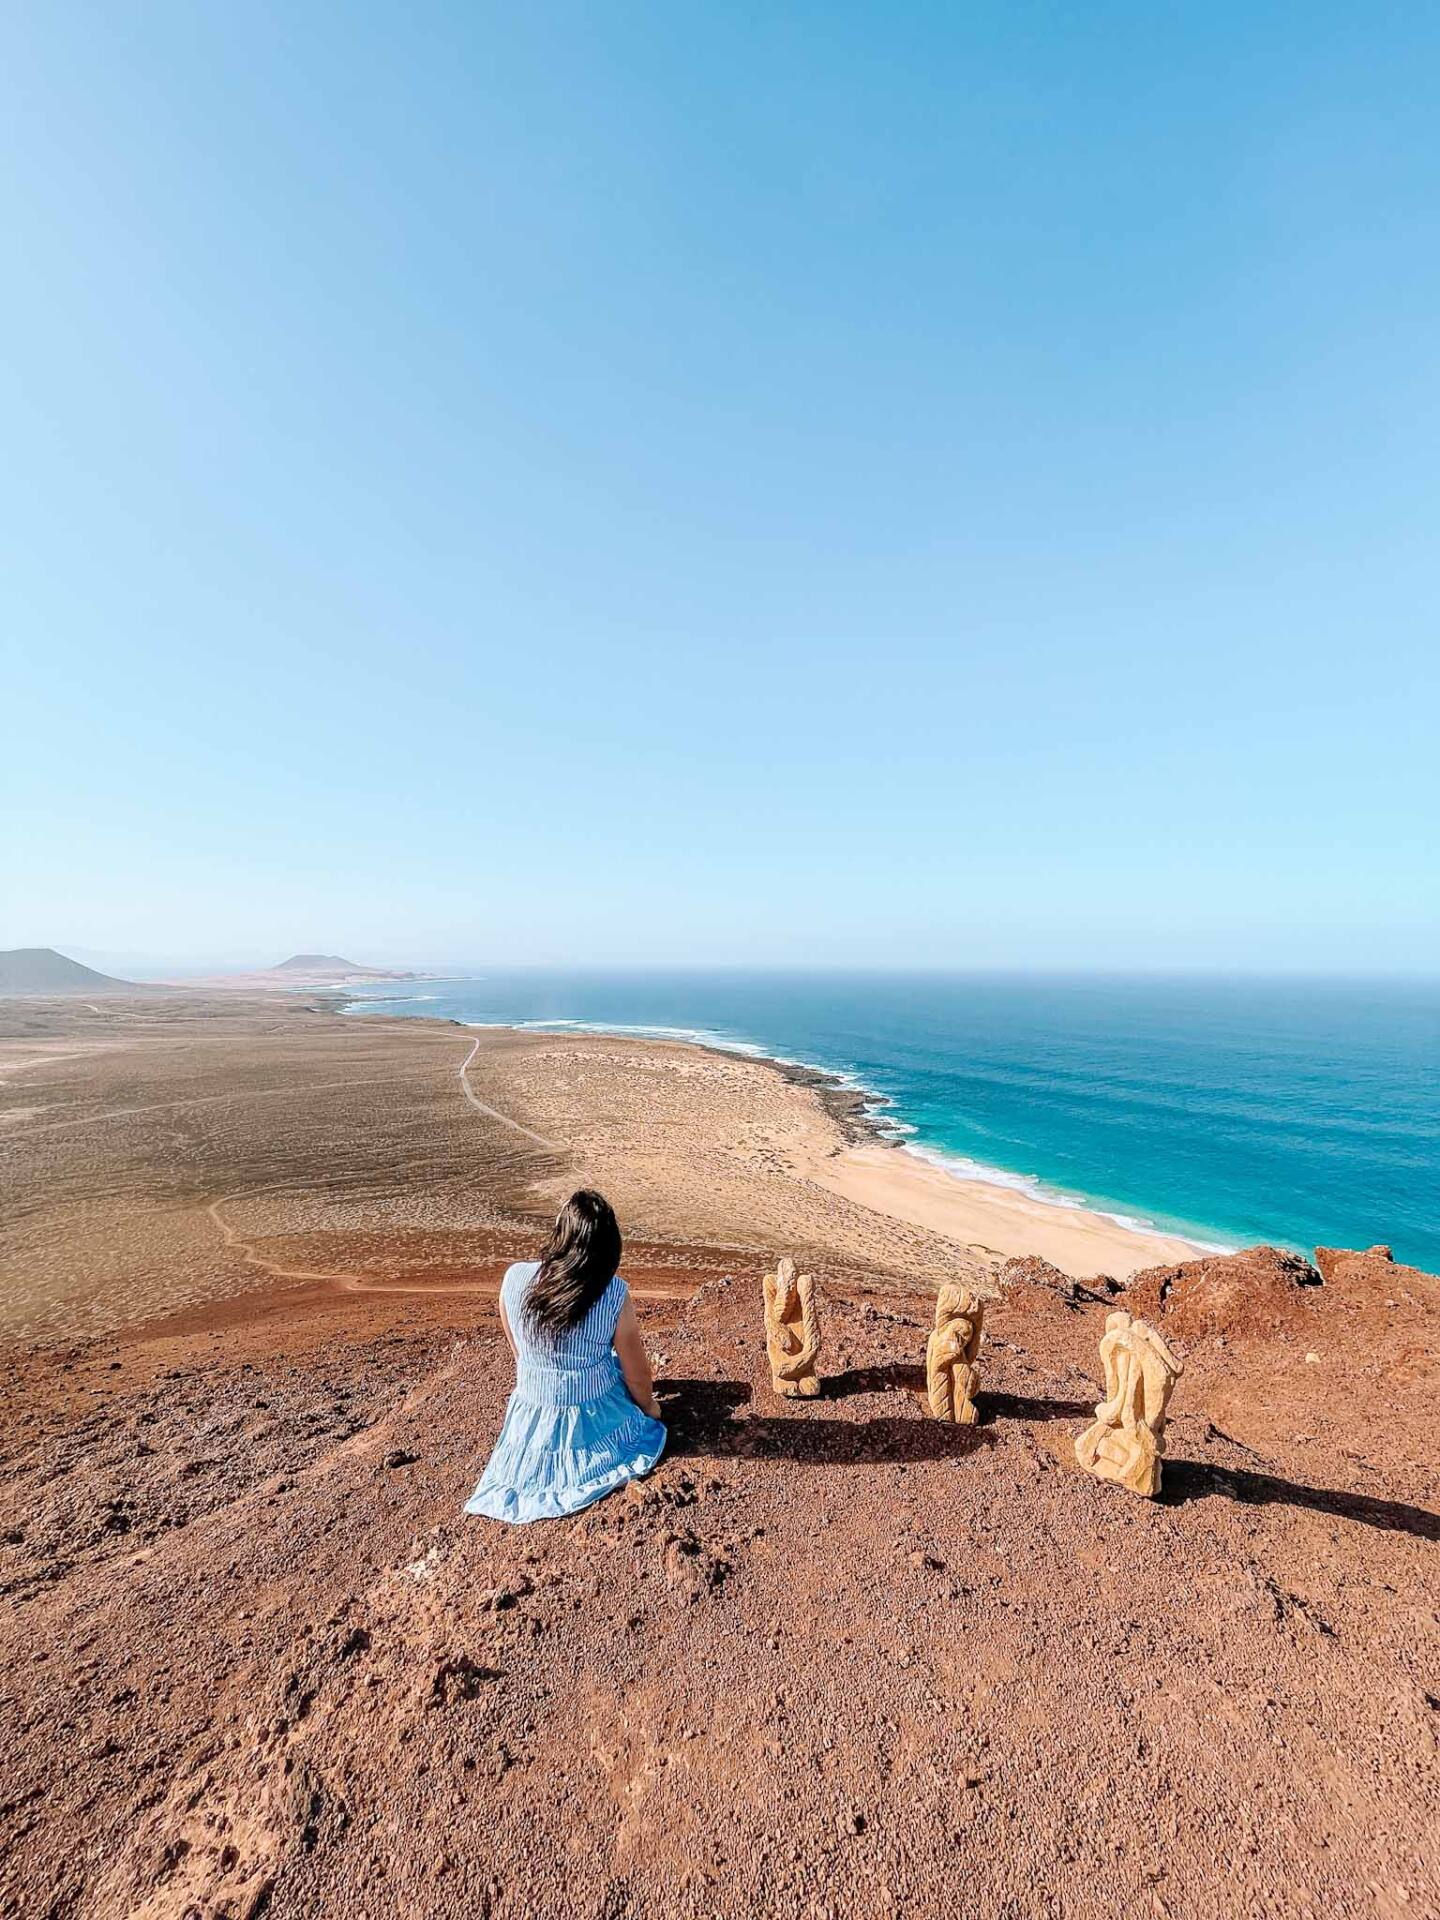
[0,986,1211,1350]
[767,1053,1225,1252]
[340,996,1216,1281]
[757,1050,1211,1278]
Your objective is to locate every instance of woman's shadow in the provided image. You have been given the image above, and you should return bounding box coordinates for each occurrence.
[657,1377,996,1465]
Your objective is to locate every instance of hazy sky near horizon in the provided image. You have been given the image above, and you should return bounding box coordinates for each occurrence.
[3,4,1438,973]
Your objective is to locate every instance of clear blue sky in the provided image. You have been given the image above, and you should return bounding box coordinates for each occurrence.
[3,3,1437,971]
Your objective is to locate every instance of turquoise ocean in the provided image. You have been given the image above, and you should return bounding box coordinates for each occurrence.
[342,972,1439,1273]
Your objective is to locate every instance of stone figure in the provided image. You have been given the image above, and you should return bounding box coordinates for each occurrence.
[1074,1311,1183,1498]
[762,1257,822,1398]
[926,1284,984,1424]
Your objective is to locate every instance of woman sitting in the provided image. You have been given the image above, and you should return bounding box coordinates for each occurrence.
[465,1190,666,1523]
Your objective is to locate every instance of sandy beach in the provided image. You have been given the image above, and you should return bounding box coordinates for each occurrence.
[446,1020,1212,1284]
[1,990,1436,1919]
[805,1140,1208,1278]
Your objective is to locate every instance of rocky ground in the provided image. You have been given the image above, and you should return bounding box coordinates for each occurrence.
[2,999,1436,1917]
[2,1241,1436,1919]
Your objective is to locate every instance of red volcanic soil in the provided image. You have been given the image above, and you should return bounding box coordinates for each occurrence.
[2,1249,1438,1920]
[1125,1244,1326,1341]
[1316,1243,1440,1299]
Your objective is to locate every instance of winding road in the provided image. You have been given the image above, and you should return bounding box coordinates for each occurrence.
[456,1035,558,1150]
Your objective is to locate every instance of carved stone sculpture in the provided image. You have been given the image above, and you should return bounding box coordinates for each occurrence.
[762,1257,821,1398]
[1075,1311,1183,1497]
[926,1284,984,1424]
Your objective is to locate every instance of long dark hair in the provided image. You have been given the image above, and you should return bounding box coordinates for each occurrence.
[523,1190,622,1336]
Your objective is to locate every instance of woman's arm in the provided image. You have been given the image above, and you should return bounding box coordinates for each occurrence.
[613,1297,661,1419]
[498,1291,518,1360]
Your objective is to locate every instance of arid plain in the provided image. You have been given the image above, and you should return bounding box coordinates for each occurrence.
[1,994,1436,1919]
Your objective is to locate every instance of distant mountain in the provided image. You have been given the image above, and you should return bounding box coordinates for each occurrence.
[0,948,140,996]
[272,954,415,979]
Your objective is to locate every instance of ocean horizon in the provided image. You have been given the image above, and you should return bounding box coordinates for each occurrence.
[340,970,1440,1275]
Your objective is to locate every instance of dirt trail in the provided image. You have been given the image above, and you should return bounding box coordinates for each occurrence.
[190,1039,537,1293]
[205,1192,374,1287]
[206,1194,695,1304]
[196,1044,689,1302]
[457,1035,560,1150]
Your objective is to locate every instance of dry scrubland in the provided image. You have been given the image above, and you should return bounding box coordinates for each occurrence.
[0,995,1436,1919]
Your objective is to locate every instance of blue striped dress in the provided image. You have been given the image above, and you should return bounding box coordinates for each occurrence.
[464,1261,667,1524]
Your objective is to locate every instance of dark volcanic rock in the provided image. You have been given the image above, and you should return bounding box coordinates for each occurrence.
[996,1255,1122,1307]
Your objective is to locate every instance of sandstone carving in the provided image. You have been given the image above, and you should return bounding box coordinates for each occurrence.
[762,1257,821,1398]
[926,1284,984,1424]
[1075,1311,1182,1497]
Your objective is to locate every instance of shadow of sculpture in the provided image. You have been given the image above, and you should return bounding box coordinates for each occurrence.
[824,1362,926,1399]
[1164,1460,1440,1542]
[657,1377,997,1464]
[824,1369,1091,1428]
[652,1385,1437,1534]
[982,1390,1094,1424]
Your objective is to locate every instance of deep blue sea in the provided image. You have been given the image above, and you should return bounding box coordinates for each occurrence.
[342,972,1440,1273]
